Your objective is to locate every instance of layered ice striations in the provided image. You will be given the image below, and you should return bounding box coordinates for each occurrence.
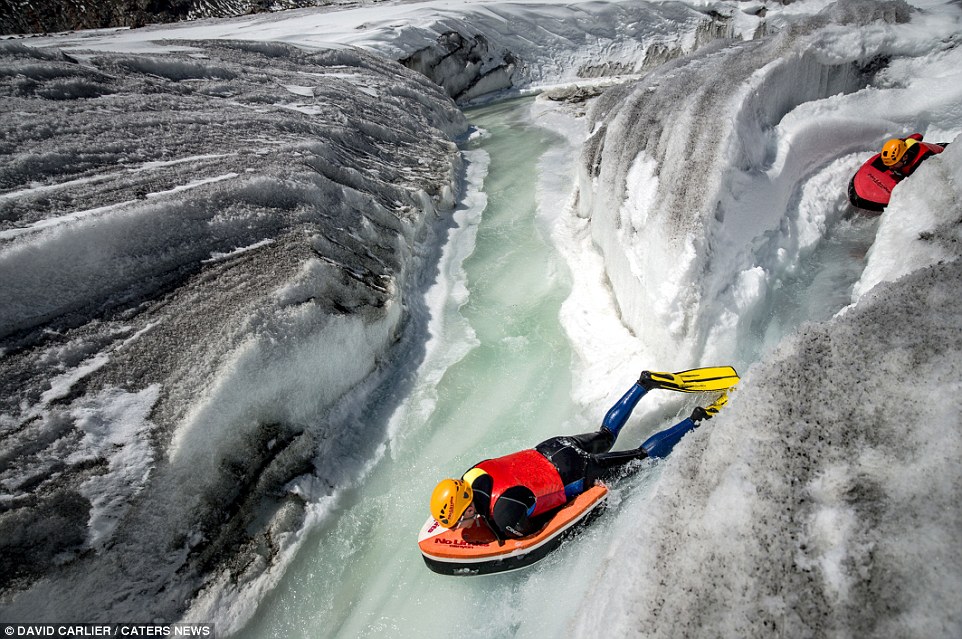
[387,2,735,104]
[0,40,466,620]
[573,0,947,367]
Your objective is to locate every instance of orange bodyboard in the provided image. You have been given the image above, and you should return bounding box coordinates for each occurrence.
[417,484,608,575]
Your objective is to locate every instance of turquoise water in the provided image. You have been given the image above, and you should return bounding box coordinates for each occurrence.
[239,97,597,639]
[233,93,878,639]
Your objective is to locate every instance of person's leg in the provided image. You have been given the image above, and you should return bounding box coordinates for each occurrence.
[587,447,649,483]
[586,398,725,483]
[639,416,697,458]
[538,382,648,495]
[538,429,640,498]
[536,436,597,499]
[600,383,648,442]
[565,430,614,454]
[640,395,726,458]
[582,415,700,483]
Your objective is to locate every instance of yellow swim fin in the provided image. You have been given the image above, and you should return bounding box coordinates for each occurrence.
[640,366,740,393]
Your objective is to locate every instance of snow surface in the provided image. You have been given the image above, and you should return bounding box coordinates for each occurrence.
[2,0,961,636]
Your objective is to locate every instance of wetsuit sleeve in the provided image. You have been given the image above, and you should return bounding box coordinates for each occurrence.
[491,486,538,538]
[465,469,539,539]
[465,471,493,518]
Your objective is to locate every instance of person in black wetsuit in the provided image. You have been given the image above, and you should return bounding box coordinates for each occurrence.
[429,370,730,540]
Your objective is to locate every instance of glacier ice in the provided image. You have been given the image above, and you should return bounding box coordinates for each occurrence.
[0,38,467,620]
[1,0,962,636]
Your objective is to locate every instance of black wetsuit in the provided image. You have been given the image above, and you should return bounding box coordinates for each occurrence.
[465,383,702,538]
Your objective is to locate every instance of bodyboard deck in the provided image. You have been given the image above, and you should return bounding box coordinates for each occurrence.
[848,153,895,212]
[418,484,608,575]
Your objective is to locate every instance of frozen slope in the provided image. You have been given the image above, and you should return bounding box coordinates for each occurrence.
[573,140,962,634]
[576,259,962,638]
[563,1,962,636]
[0,39,466,620]
[18,0,739,104]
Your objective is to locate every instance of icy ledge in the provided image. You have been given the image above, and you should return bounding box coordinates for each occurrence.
[0,40,466,621]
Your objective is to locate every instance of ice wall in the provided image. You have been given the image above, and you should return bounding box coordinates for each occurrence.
[853,136,962,302]
[0,40,466,620]
[568,2,962,636]
[574,5,913,367]
[341,1,734,104]
[574,138,962,636]
[576,256,962,638]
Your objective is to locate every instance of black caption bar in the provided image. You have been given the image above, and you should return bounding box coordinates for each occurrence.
[1,625,213,638]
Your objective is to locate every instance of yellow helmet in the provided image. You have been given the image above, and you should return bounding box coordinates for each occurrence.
[430,478,473,528]
[881,138,907,166]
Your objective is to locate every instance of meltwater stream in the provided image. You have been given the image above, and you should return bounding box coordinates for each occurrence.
[236,97,880,638]
[238,98,613,638]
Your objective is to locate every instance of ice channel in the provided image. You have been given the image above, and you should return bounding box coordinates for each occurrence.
[235,95,876,638]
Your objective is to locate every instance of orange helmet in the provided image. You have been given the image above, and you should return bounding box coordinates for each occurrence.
[430,478,473,528]
[881,138,907,166]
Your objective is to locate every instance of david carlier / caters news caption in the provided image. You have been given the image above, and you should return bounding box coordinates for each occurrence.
[2,625,213,637]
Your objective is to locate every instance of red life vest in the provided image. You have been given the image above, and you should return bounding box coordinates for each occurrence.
[474,449,567,517]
